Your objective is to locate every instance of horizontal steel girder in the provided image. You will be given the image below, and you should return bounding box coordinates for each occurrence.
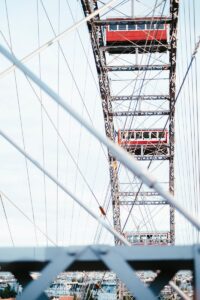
[119,191,160,197]
[101,44,169,54]
[110,110,170,116]
[135,155,170,161]
[111,95,170,101]
[94,19,172,26]
[119,200,168,205]
[106,64,170,72]
[0,245,196,271]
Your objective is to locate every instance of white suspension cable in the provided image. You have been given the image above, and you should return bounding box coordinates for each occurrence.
[0,191,56,246]
[0,44,200,233]
[0,0,119,79]
[0,130,130,246]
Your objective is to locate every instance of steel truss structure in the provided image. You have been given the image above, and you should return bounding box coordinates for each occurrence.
[81,0,122,243]
[81,0,179,248]
[1,245,199,300]
[169,0,179,245]
[1,1,200,299]
[111,94,170,101]
[120,200,168,205]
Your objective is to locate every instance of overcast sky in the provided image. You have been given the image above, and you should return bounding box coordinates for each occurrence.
[0,0,200,247]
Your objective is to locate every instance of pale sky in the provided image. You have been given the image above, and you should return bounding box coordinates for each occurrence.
[0,0,200,247]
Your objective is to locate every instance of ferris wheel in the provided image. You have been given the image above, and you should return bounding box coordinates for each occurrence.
[81,0,179,246]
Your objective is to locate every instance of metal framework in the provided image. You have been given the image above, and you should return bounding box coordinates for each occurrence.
[110,110,170,116]
[81,0,179,250]
[1,245,199,300]
[94,19,172,25]
[101,44,170,53]
[0,1,200,299]
[111,94,170,101]
[106,64,170,71]
[81,0,122,243]
[119,191,160,196]
[119,200,168,205]
[169,0,179,245]
[1,36,200,299]
[135,155,170,161]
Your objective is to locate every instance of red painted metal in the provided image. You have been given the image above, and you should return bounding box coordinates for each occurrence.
[118,129,168,147]
[106,17,168,45]
[99,206,106,216]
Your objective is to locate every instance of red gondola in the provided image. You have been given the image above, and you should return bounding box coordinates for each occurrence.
[105,17,168,53]
[117,129,168,156]
[118,129,168,146]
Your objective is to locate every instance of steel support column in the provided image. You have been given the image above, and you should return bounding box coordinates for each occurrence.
[169,0,179,245]
[80,0,122,243]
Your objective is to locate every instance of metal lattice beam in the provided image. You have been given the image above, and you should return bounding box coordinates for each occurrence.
[80,0,122,243]
[0,245,198,300]
[94,19,172,26]
[119,200,168,205]
[80,0,179,260]
[135,155,170,161]
[111,95,170,101]
[106,64,170,72]
[102,44,169,54]
[169,0,179,245]
[119,191,160,197]
[110,110,170,117]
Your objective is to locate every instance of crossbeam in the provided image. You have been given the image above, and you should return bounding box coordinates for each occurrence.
[119,191,159,196]
[119,200,168,205]
[111,95,170,101]
[102,44,169,54]
[135,155,170,161]
[106,64,170,72]
[0,245,195,272]
[110,110,170,117]
[94,19,172,26]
